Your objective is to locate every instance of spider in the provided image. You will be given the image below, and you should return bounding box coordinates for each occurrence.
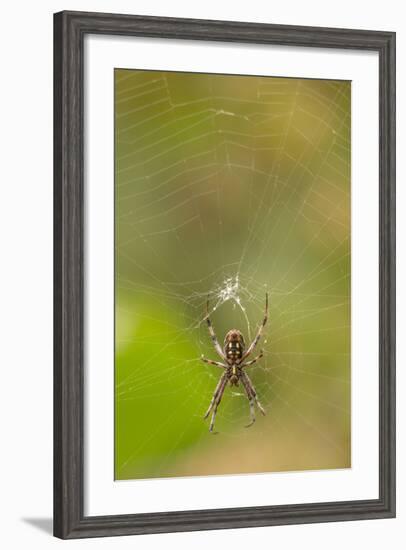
[201,293,268,433]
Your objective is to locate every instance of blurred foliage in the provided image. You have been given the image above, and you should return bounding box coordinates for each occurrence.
[115,70,351,480]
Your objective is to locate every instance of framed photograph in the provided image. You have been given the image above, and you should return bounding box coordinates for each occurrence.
[54,10,396,539]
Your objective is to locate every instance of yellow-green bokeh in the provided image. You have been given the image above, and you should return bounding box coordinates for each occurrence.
[115,70,351,480]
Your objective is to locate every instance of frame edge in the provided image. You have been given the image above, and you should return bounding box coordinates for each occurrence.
[54,10,84,539]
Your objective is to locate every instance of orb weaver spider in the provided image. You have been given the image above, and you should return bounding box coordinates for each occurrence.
[201,293,268,433]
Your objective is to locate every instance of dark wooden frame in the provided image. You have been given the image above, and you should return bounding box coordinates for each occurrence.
[54,10,396,539]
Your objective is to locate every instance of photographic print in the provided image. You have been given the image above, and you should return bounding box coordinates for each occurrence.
[114,69,351,481]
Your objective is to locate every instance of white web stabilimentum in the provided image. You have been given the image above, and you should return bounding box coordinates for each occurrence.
[115,69,351,478]
[207,275,255,339]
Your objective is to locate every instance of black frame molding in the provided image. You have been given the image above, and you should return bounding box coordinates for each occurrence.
[54,10,396,539]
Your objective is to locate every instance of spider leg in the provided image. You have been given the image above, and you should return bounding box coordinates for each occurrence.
[239,293,268,363]
[205,299,226,360]
[208,380,228,433]
[240,350,263,368]
[203,373,227,419]
[204,373,228,433]
[200,356,226,368]
[241,371,266,428]
[240,373,256,427]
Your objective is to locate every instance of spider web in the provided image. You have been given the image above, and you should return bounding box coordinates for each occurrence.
[114,69,351,480]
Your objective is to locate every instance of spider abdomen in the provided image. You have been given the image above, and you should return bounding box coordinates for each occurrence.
[225,341,243,361]
[224,329,245,363]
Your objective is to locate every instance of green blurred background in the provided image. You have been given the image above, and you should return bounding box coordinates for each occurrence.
[115,69,351,480]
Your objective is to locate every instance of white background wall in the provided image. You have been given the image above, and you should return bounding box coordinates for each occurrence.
[0,1,403,548]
